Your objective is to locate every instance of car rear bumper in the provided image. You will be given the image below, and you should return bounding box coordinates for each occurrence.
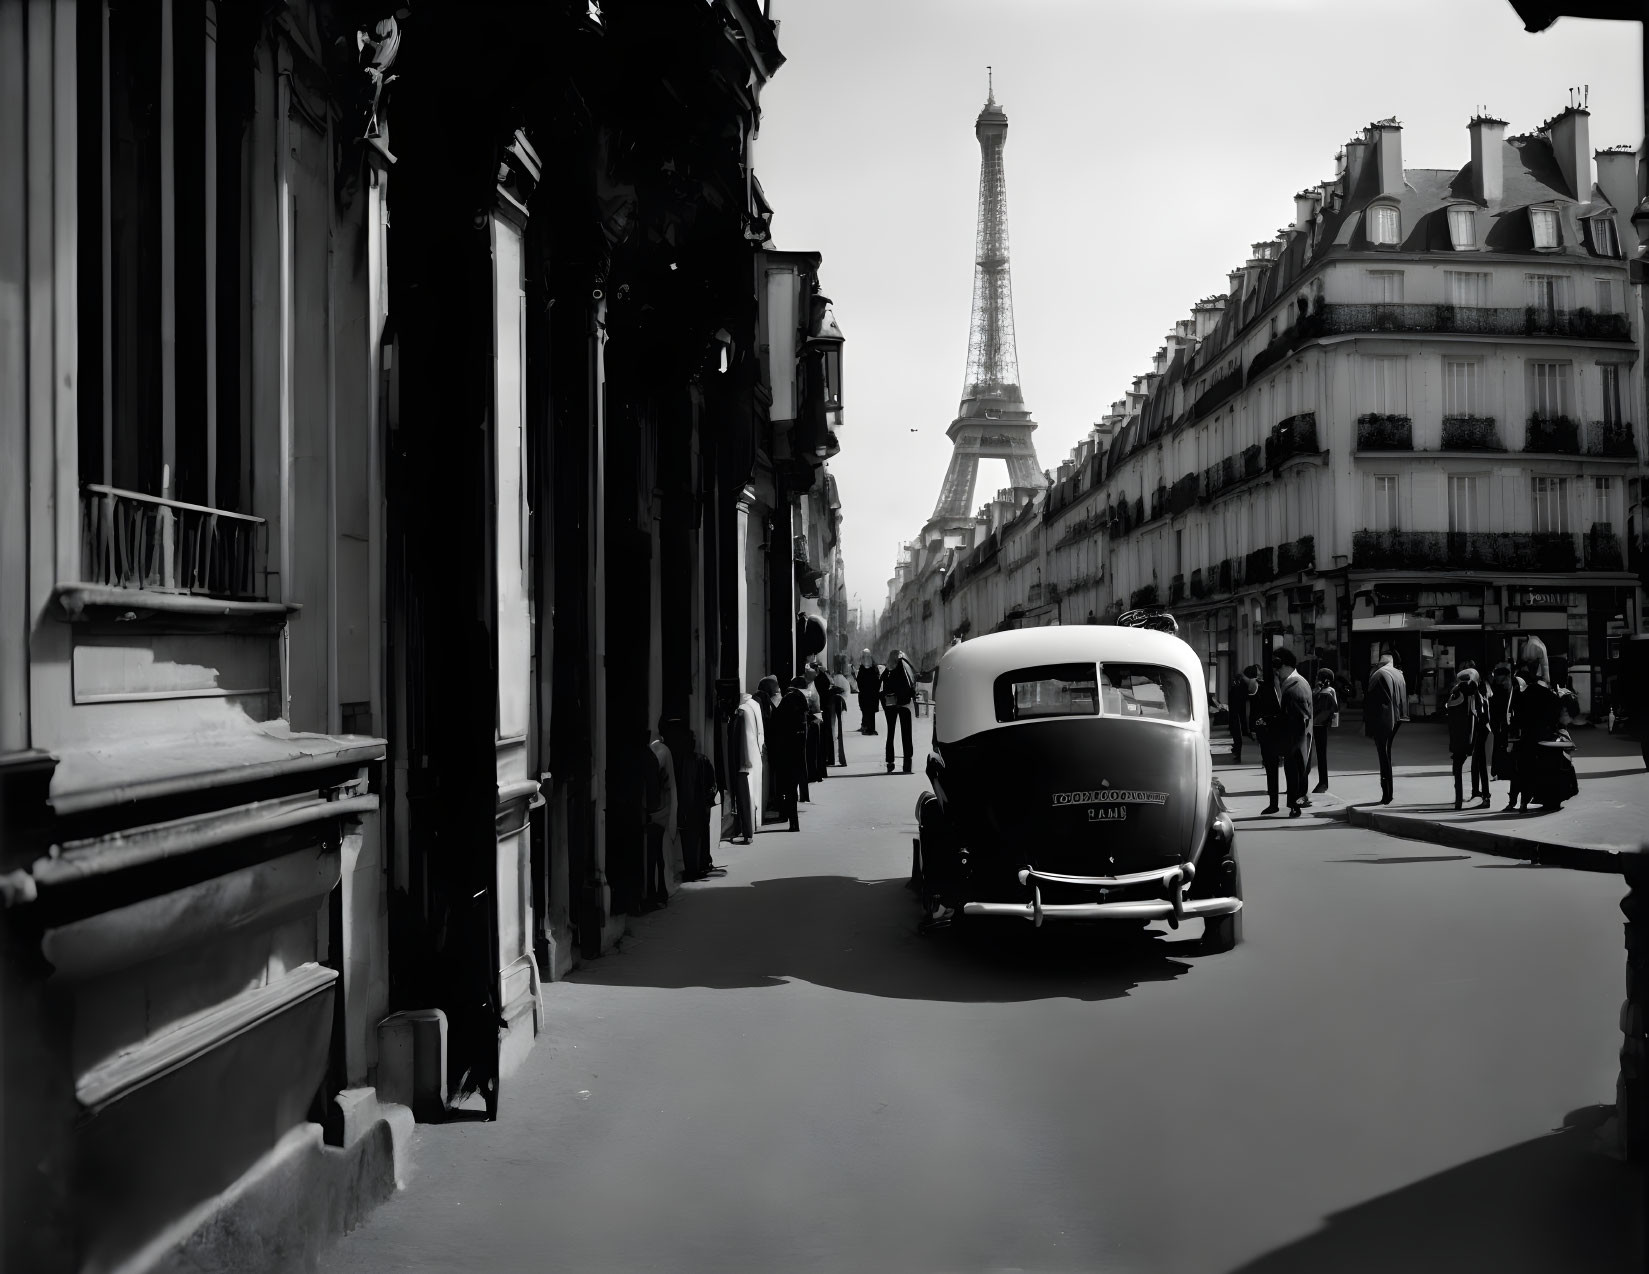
[957,863,1241,927]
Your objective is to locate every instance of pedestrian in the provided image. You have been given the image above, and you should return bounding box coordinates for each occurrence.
[729,691,763,843]
[663,718,722,880]
[772,677,811,831]
[643,727,680,909]
[1363,648,1409,805]
[880,648,918,774]
[1445,669,1491,810]
[813,663,839,768]
[1272,648,1314,817]
[1506,636,1579,812]
[801,665,826,785]
[855,650,881,735]
[1311,667,1338,794]
[1228,666,1255,764]
[1248,663,1284,815]
[828,671,852,765]
[1488,661,1515,803]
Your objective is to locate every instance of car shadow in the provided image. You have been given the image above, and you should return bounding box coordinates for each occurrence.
[1329,854,1471,865]
[1226,1105,1643,1274]
[568,875,1202,1005]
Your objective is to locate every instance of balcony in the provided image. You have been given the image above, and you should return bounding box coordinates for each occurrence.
[1585,524,1625,571]
[1440,415,1504,451]
[1352,530,1579,572]
[1356,414,1413,451]
[1170,472,1199,516]
[1150,485,1168,522]
[80,485,266,600]
[1220,455,1240,491]
[1525,415,1581,455]
[1130,584,1160,609]
[1585,419,1637,458]
[1309,303,1631,342]
[1218,558,1235,593]
[1242,444,1262,478]
[1169,574,1185,604]
[1265,412,1320,469]
[1244,546,1275,584]
[1194,366,1244,418]
[1189,568,1206,600]
[1276,535,1315,576]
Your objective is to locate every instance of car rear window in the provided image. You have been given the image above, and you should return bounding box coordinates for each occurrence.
[993,662,1193,723]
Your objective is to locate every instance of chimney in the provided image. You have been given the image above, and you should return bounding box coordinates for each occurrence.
[1468,113,1507,204]
[1546,104,1591,199]
[1294,189,1317,230]
[1369,118,1403,196]
[1227,269,1246,300]
[1595,146,1636,218]
[1343,135,1369,187]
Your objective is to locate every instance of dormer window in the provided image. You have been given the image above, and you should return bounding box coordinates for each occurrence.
[1588,214,1620,257]
[1446,205,1477,250]
[1530,207,1559,249]
[1368,203,1401,246]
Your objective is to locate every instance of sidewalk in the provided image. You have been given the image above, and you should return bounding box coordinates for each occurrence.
[1213,722,1648,873]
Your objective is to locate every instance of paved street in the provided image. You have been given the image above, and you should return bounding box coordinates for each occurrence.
[323,718,1643,1274]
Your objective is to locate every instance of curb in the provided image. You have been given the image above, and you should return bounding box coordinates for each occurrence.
[1332,803,1634,874]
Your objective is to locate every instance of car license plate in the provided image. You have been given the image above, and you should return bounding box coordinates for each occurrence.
[1087,806,1127,822]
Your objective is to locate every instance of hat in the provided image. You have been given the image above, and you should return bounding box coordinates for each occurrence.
[1272,647,1297,668]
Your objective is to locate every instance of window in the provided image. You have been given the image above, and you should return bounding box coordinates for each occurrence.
[1368,356,1408,415]
[1589,215,1620,257]
[1373,475,1399,532]
[1443,360,1482,416]
[1447,205,1477,250]
[1526,361,1572,418]
[1530,207,1560,249]
[1365,270,1404,303]
[1445,270,1491,308]
[1600,364,1625,427]
[1448,476,1481,533]
[1531,477,1568,534]
[996,664,1099,722]
[1526,273,1572,318]
[1595,277,1623,314]
[1368,204,1401,245]
[1099,664,1194,722]
[1592,476,1615,528]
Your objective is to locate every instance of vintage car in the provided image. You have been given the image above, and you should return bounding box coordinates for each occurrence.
[912,614,1243,951]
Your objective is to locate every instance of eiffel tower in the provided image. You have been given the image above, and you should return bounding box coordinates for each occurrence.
[925,72,1044,540]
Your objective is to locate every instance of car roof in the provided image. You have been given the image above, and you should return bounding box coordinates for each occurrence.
[934,626,1206,744]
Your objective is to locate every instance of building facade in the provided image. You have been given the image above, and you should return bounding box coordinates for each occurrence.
[0,3,845,1270]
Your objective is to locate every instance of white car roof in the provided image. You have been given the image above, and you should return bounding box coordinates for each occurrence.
[934,626,1207,744]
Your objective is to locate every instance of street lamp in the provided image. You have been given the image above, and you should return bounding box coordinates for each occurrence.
[807,295,845,416]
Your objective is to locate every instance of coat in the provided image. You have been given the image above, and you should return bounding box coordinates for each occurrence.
[855,664,882,700]
[880,658,917,708]
[1228,678,1253,735]
[1364,663,1408,739]
[1311,684,1338,729]
[1249,679,1283,748]
[1445,679,1486,759]
[1277,670,1314,767]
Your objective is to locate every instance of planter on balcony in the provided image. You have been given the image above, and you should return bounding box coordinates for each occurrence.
[1218,558,1234,593]
[1171,473,1199,516]
[1220,456,1240,491]
[1130,584,1159,609]
[1439,415,1503,451]
[1525,415,1581,454]
[1352,530,1578,572]
[1276,535,1315,576]
[1585,419,1637,458]
[1244,546,1274,584]
[1586,526,1625,571]
[1266,412,1320,469]
[1242,444,1262,478]
[1169,575,1185,604]
[1189,569,1206,600]
[1356,413,1412,451]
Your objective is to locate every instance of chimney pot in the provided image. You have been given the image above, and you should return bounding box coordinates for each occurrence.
[1370,118,1403,197]
[1546,105,1591,200]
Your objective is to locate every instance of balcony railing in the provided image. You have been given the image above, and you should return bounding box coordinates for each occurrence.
[1266,412,1320,469]
[80,484,266,599]
[1221,455,1240,491]
[1189,568,1206,599]
[1170,472,1199,516]
[1276,535,1315,576]
[1440,415,1504,451]
[1169,574,1185,604]
[1586,419,1637,458]
[1352,530,1579,572]
[1218,558,1235,593]
[1525,415,1581,455]
[1289,303,1632,344]
[1242,444,1262,478]
[1245,546,1275,584]
[1356,413,1412,451]
[1194,366,1244,417]
[1130,584,1160,609]
[1150,485,1168,521]
[1586,525,1625,571]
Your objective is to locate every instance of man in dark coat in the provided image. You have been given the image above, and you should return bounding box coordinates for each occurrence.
[1248,663,1284,815]
[1363,650,1409,805]
[855,650,881,735]
[880,650,918,774]
[1272,647,1314,816]
[1228,667,1256,764]
[772,679,811,831]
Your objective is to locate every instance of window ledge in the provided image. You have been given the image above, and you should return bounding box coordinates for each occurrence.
[54,583,298,623]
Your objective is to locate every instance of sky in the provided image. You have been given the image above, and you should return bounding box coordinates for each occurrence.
[753,0,1644,616]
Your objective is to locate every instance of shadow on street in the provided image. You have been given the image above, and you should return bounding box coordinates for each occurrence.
[569,874,1205,1004]
[1228,1106,1645,1274]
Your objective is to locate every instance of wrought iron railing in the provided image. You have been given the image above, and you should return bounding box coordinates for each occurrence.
[1266,412,1320,469]
[1242,444,1262,478]
[1129,584,1159,609]
[1525,415,1581,454]
[1276,535,1315,576]
[1170,472,1199,516]
[1352,530,1579,572]
[1169,574,1185,604]
[1586,419,1637,458]
[1244,546,1275,584]
[80,484,266,599]
[1189,568,1206,600]
[1356,413,1413,450]
[1440,415,1504,451]
[1585,526,1625,571]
